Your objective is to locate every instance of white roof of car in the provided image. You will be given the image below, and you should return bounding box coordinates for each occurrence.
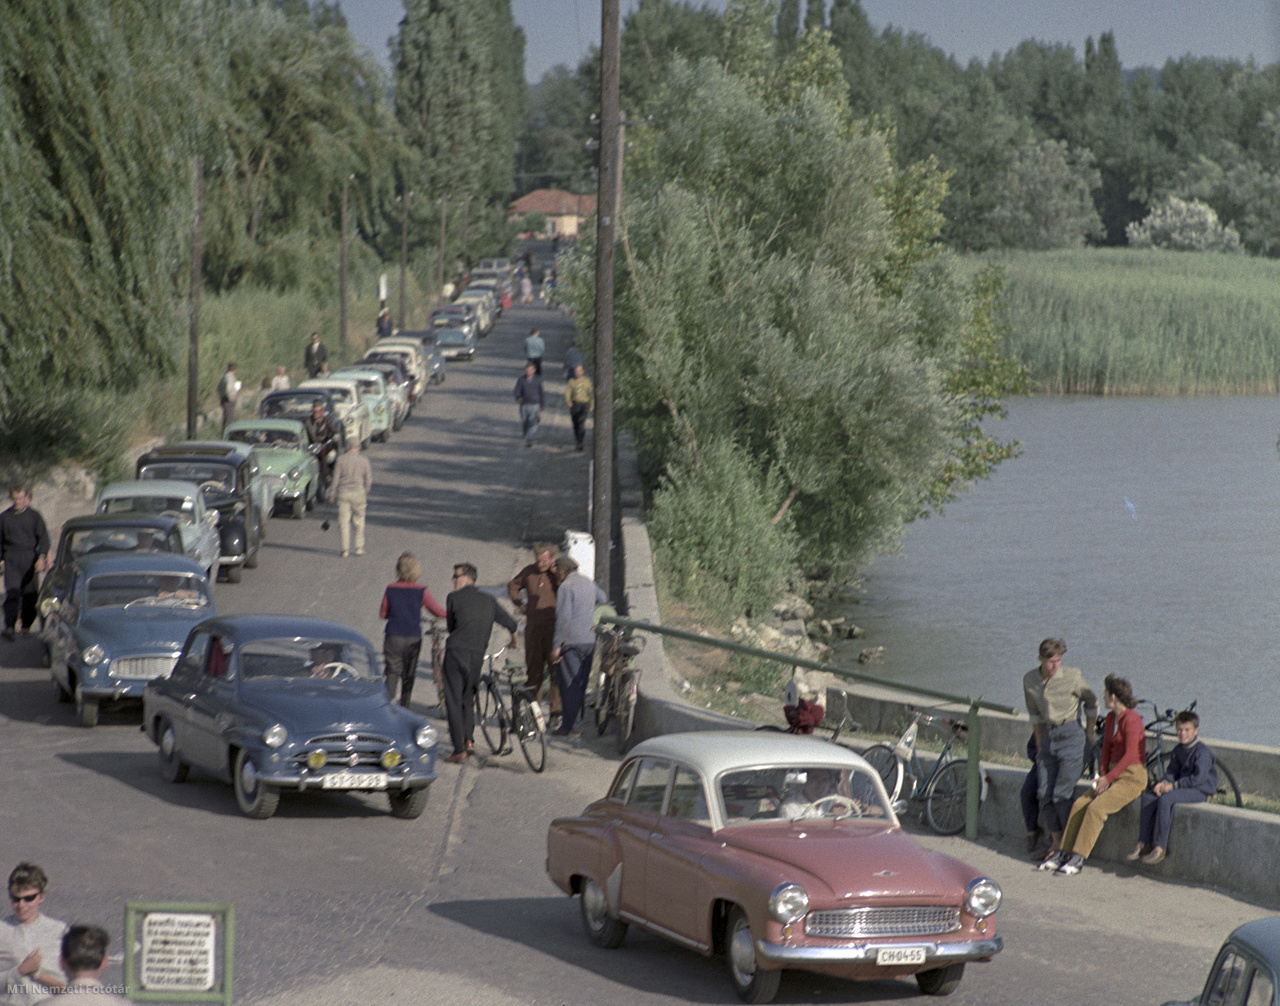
[629,730,872,780]
[300,377,360,391]
[98,479,201,500]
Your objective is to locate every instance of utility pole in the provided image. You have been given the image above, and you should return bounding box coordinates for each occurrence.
[399,190,411,330]
[340,176,351,351]
[592,0,621,597]
[460,194,473,269]
[438,193,449,304]
[186,154,203,439]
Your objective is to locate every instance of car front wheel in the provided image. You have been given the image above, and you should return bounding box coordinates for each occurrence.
[157,716,189,783]
[726,906,780,1004]
[579,877,627,949]
[916,962,965,996]
[388,787,428,819]
[233,748,279,819]
[74,683,98,728]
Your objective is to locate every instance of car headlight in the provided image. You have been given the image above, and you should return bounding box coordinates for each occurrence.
[307,750,327,769]
[381,749,402,769]
[768,883,809,924]
[415,724,439,750]
[40,597,58,618]
[263,724,288,748]
[964,877,1001,918]
[288,465,303,480]
[81,644,104,666]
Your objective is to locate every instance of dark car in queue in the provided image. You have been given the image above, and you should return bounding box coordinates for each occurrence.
[429,305,478,341]
[46,553,214,727]
[135,442,266,583]
[1162,917,1280,1006]
[258,388,346,446]
[142,615,440,820]
[434,325,477,360]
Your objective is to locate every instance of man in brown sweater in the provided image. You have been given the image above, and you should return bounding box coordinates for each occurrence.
[327,441,372,557]
[507,542,564,724]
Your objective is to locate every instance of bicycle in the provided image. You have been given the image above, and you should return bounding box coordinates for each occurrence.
[859,707,982,836]
[423,615,447,717]
[475,646,548,773]
[587,624,644,754]
[1133,699,1242,807]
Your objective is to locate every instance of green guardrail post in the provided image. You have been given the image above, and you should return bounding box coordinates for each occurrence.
[966,698,982,841]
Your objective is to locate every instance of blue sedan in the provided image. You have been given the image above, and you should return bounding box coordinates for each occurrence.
[142,615,439,819]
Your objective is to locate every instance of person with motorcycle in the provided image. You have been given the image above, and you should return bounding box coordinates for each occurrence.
[304,401,340,494]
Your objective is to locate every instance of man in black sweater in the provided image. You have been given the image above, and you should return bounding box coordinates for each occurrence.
[443,563,519,762]
[0,485,51,640]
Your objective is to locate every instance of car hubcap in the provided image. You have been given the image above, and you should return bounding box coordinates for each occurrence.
[161,727,176,759]
[583,881,608,931]
[240,759,258,796]
[729,920,756,984]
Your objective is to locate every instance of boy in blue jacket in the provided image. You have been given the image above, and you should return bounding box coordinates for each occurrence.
[1128,709,1217,865]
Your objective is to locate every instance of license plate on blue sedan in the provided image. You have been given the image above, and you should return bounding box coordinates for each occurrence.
[876,947,927,966]
[321,771,388,790]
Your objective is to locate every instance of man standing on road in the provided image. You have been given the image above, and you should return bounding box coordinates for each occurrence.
[304,332,328,378]
[0,487,50,641]
[563,343,584,382]
[443,563,519,763]
[58,925,129,1004]
[304,401,339,494]
[524,328,545,374]
[564,364,593,453]
[513,362,544,448]
[1024,637,1097,863]
[0,862,67,1004]
[327,441,372,558]
[217,362,241,428]
[550,555,607,736]
[507,542,564,728]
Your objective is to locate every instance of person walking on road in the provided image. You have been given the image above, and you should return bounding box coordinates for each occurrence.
[380,552,446,707]
[327,441,372,558]
[0,861,68,1003]
[507,542,565,727]
[565,364,593,452]
[443,563,519,763]
[550,555,607,736]
[524,328,545,374]
[0,486,50,641]
[304,332,328,378]
[217,362,241,428]
[513,362,544,447]
[563,343,584,382]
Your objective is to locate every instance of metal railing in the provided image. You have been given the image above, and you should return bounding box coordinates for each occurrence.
[598,614,1019,840]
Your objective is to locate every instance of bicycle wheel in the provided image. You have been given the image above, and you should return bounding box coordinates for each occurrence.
[860,744,905,803]
[616,671,638,754]
[924,758,969,836]
[476,677,507,753]
[513,693,548,773]
[595,669,615,736]
[1214,758,1243,807]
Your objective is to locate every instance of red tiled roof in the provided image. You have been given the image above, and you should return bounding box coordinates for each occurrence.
[509,188,596,216]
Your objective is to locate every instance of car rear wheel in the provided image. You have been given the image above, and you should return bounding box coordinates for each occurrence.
[74,683,98,729]
[224,563,243,583]
[916,962,965,996]
[388,787,428,819]
[579,878,627,949]
[233,748,280,819]
[157,717,189,783]
[726,906,780,1004]
[290,497,304,520]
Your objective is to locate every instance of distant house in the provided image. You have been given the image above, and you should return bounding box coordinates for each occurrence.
[508,188,597,239]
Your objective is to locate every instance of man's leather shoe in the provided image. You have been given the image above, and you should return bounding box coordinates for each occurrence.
[445,751,469,764]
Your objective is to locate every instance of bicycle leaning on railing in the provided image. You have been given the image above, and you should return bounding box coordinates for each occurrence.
[587,624,645,753]
[859,707,984,836]
[475,645,548,773]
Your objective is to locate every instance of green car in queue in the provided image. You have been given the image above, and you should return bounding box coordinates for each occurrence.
[224,418,320,520]
[333,368,392,442]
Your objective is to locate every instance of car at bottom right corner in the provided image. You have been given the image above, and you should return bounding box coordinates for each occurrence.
[1162,919,1279,1006]
[546,730,1002,1004]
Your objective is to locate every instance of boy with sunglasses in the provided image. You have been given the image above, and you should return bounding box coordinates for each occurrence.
[1,862,67,1004]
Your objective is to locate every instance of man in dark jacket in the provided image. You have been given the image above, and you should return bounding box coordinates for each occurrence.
[304,332,328,378]
[0,486,51,640]
[513,362,544,447]
[443,563,518,762]
[1130,709,1218,864]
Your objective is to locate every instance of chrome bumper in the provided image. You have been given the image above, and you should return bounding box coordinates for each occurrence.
[756,934,1002,965]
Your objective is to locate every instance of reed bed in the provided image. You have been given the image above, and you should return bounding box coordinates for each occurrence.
[977,249,1280,395]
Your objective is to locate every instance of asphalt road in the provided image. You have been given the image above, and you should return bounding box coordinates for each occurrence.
[0,298,1272,1006]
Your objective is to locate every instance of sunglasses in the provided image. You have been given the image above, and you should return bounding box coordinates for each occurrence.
[10,892,40,904]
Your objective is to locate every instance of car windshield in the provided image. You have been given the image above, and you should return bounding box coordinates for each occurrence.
[101,496,196,523]
[323,388,352,405]
[86,572,210,610]
[436,329,467,344]
[65,527,174,558]
[139,463,235,493]
[718,765,890,825]
[353,379,379,394]
[239,637,379,681]
[263,394,324,417]
[228,427,300,448]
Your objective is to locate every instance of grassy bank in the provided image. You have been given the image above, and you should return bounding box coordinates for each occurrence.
[978,249,1280,395]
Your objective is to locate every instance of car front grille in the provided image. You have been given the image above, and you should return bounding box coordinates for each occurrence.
[295,732,394,768]
[805,907,960,939]
[263,474,287,493]
[109,655,179,680]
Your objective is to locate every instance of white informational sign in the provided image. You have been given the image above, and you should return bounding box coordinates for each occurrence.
[379,273,388,303]
[140,912,217,992]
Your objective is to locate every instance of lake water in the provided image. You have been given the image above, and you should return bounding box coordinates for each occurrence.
[846,395,1280,746]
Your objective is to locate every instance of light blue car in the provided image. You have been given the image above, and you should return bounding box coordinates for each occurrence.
[334,368,393,442]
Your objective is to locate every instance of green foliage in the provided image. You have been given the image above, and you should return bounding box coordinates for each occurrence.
[1126,196,1242,253]
[990,248,1280,394]
[520,211,548,234]
[988,139,1104,250]
[515,66,593,196]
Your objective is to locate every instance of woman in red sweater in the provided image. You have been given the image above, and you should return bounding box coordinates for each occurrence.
[1040,674,1146,876]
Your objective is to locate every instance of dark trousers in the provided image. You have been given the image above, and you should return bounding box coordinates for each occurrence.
[1139,787,1206,850]
[1021,765,1040,833]
[3,556,38,630]
[524,621,561,714]
[555,643,594,732]
[383,635,422,707]
[442,647,483,753]
[221,400,235,428]
[527,357,542,374]
[569,403,588,446]
[1037,720,1085,833]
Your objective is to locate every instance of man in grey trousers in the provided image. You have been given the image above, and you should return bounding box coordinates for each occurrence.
[550,555,607,735]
